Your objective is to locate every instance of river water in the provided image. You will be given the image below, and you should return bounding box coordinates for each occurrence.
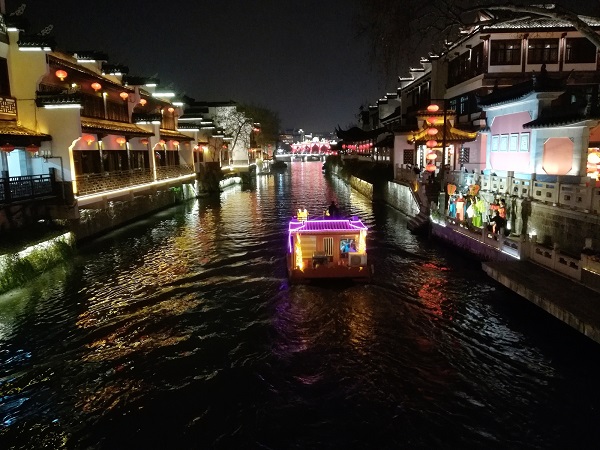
[1,162,599,449]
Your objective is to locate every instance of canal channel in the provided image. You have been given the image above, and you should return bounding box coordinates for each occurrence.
[1,162,599,449]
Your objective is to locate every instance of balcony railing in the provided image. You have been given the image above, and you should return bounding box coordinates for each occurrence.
[0,174,55,203]
[75,165,196,196]
[76,168,154,196]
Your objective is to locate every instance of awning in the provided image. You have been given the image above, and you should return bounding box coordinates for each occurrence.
[81,117,153,137]
[0,120,52,146]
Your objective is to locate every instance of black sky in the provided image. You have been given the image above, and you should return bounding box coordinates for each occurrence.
[7,0,387,133]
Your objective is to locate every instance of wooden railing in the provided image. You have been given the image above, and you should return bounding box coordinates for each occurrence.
[0,174,55,203]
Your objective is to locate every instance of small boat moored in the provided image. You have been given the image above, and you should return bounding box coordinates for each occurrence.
[287,210,372,283]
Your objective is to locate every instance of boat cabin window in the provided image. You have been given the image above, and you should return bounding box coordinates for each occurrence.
[323,237,333,256]
[340,238,357,257]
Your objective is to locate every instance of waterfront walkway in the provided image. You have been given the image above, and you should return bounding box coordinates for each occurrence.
[483,260,600,345]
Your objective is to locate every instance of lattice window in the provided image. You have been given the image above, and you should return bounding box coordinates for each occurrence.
[403,149,414,164]
[323,237,333,256]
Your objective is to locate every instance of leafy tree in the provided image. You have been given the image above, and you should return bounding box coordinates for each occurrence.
[238,104,280,149]
[357,0,600,80]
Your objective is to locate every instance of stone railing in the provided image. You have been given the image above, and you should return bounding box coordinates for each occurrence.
[442,215,600,287]
[445,170,600,214]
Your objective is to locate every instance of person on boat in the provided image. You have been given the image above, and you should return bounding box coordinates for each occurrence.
[327,201,340,218]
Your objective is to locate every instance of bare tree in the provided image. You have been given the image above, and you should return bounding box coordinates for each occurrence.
[357,0,600,80]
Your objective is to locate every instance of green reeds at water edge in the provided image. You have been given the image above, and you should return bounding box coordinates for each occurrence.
[0,234,75,295]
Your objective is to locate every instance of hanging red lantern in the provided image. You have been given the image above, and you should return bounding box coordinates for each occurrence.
[426,140,438,148]
[82,134,95,145]
[426,117,439,124]
[140,138,149,145]
[426,152,437,160]
[55,69,67,81]
[173,140,180,146]
[425,163,437,172]
[26,144,40,153]
[139,99,147,106]
[168,107,175,113]
[159,139,166,145]
[119,92,129,101]
[427,128,438,136]
[427,104,440,112]
[91,82,102,91]
[1,143,15,153]
[116,137,126,145]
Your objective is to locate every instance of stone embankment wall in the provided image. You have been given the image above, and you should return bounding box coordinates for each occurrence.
[383,181,420,218]
[72,183,196,241]
[350,176,373,200]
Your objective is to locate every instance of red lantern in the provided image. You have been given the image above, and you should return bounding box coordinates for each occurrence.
[342,144,346,149]
[140,138,149,145]
[1,143,15,153]
[82,134,95,145]
[139,99,147,106]
[426,140,438,148]
[427,104,440,112]
[168,107,175,113]
[159,139,166,145]
[91,82,102,91]
[119,92,129,101]
[425,163,436,172]
[173,140,180,146]
[427,128,438,136]
[427,117,439,124]
[55,69,67,81]
[26,144,40,153]
[116,137,126,145]
[426,152,437,160]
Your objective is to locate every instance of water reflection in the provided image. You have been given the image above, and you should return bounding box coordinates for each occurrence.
[0,161,599,449]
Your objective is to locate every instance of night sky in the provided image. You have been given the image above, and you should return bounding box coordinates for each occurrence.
[7,0,387,133]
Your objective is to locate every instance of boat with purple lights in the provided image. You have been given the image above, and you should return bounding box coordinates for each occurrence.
[287,210,372,283]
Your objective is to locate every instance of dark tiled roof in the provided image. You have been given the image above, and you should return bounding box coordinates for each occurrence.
[159,129,194,141]
[35,92,81,107]
[485,15,600,30]
[523,113,588,128]
[0,121,52,144]
[102,64,129,75]
[123,75,160,86]
[478,74,568,107]
[81,118,153,137]
[336,126,387,141]
[17,34,55,50]
[70,51,108,61]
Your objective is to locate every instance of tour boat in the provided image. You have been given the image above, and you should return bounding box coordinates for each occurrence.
[287,210,372,283]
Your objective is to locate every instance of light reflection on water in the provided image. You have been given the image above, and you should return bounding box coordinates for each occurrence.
[0,161,599,449]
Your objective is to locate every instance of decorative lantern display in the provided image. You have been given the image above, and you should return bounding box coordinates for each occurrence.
[587,151,600,165]
[26,144,40,153]
[427,116,439,124]
[426,140,438,148]
[116,137,126,145]
[55,69,67,81]
[427,128,438,136]
[140,138,149,145]
[426,152,437,160]
[1,143,15,153]
[120,92,129,101]
[427,104,440,112]
[139,99,147,106]
[425,163,437,172]
[91,82,102,91]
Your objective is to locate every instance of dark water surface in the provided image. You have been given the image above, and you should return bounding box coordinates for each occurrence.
[1,162,599,449]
